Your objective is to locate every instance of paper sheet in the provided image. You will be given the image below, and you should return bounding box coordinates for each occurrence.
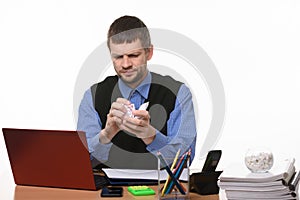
[102,168,188,181]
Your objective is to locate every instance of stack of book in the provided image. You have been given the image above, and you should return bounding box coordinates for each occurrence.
[218,158,299,200]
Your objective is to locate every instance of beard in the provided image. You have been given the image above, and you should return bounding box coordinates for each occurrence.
[117,65,147,87]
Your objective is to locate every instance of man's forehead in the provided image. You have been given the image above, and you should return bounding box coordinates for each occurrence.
[109,39,145,55]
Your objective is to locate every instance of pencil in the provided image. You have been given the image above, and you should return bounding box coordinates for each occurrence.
[157,152,186,195]
[165,149,191,194]
[161,149,181,196]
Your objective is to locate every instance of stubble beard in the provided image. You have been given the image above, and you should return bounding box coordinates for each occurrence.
[118,65,147,88]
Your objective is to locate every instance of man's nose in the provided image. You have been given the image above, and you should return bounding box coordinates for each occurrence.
[121,55,132,68]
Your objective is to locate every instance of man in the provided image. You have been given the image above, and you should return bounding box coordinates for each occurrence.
[77,15,196,169]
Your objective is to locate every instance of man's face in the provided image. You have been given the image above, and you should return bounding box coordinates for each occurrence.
[109,39,153,88]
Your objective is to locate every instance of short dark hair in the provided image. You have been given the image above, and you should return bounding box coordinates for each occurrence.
[107,15,151,50]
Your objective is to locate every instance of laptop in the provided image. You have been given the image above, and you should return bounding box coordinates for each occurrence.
[2,128,108,190]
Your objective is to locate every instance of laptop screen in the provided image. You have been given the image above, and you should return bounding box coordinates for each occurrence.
[2,128,99,190]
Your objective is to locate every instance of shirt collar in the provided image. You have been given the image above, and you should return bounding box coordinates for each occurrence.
[118,71,151,99]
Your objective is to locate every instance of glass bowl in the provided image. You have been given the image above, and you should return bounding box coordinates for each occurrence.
[244,147,274,173]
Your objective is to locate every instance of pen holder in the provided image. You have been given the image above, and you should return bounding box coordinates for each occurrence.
[189,171,222,195]
[158,154,190,200]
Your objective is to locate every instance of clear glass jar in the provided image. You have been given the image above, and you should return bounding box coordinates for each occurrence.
[244,147,274,173]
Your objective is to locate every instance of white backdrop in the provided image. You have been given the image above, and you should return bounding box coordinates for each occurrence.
[1,0,300,198]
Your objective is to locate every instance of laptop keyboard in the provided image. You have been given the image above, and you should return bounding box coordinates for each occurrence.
[94,175,109,189]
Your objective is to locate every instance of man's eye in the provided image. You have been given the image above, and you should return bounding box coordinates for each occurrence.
[113,56,123,59]
[128,54,139,58]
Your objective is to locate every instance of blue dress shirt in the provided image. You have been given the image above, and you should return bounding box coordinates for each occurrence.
[77,71,197,164]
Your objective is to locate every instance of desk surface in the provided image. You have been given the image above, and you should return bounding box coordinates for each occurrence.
[14,185,220,200]
[0,170,226,199]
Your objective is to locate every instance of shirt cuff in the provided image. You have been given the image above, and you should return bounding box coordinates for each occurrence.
[89,132,112,162]
[146,130,168,152]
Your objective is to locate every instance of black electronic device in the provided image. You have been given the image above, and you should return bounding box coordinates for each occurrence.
[201,150,222,172]
[100,186,123,197]
[190,150,223,195]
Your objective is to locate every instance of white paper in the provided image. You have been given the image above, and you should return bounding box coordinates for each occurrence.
[219,158,295,183]
[138,102,149,110]
[102,168,188,181]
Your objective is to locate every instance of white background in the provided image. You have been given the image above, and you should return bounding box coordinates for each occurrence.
[1,0,300,198]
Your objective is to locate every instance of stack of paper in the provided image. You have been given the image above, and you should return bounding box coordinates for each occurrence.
[218,158,299,200]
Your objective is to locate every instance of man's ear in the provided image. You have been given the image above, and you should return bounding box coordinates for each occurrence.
[147,45,154,61]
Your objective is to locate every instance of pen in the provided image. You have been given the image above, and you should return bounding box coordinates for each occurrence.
[289,171,300,191]
[161,149,181,196]
[157,152,186,195]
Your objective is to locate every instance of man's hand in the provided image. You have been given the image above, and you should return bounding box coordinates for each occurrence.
[120,110,156,145]
[99,98,131,144]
